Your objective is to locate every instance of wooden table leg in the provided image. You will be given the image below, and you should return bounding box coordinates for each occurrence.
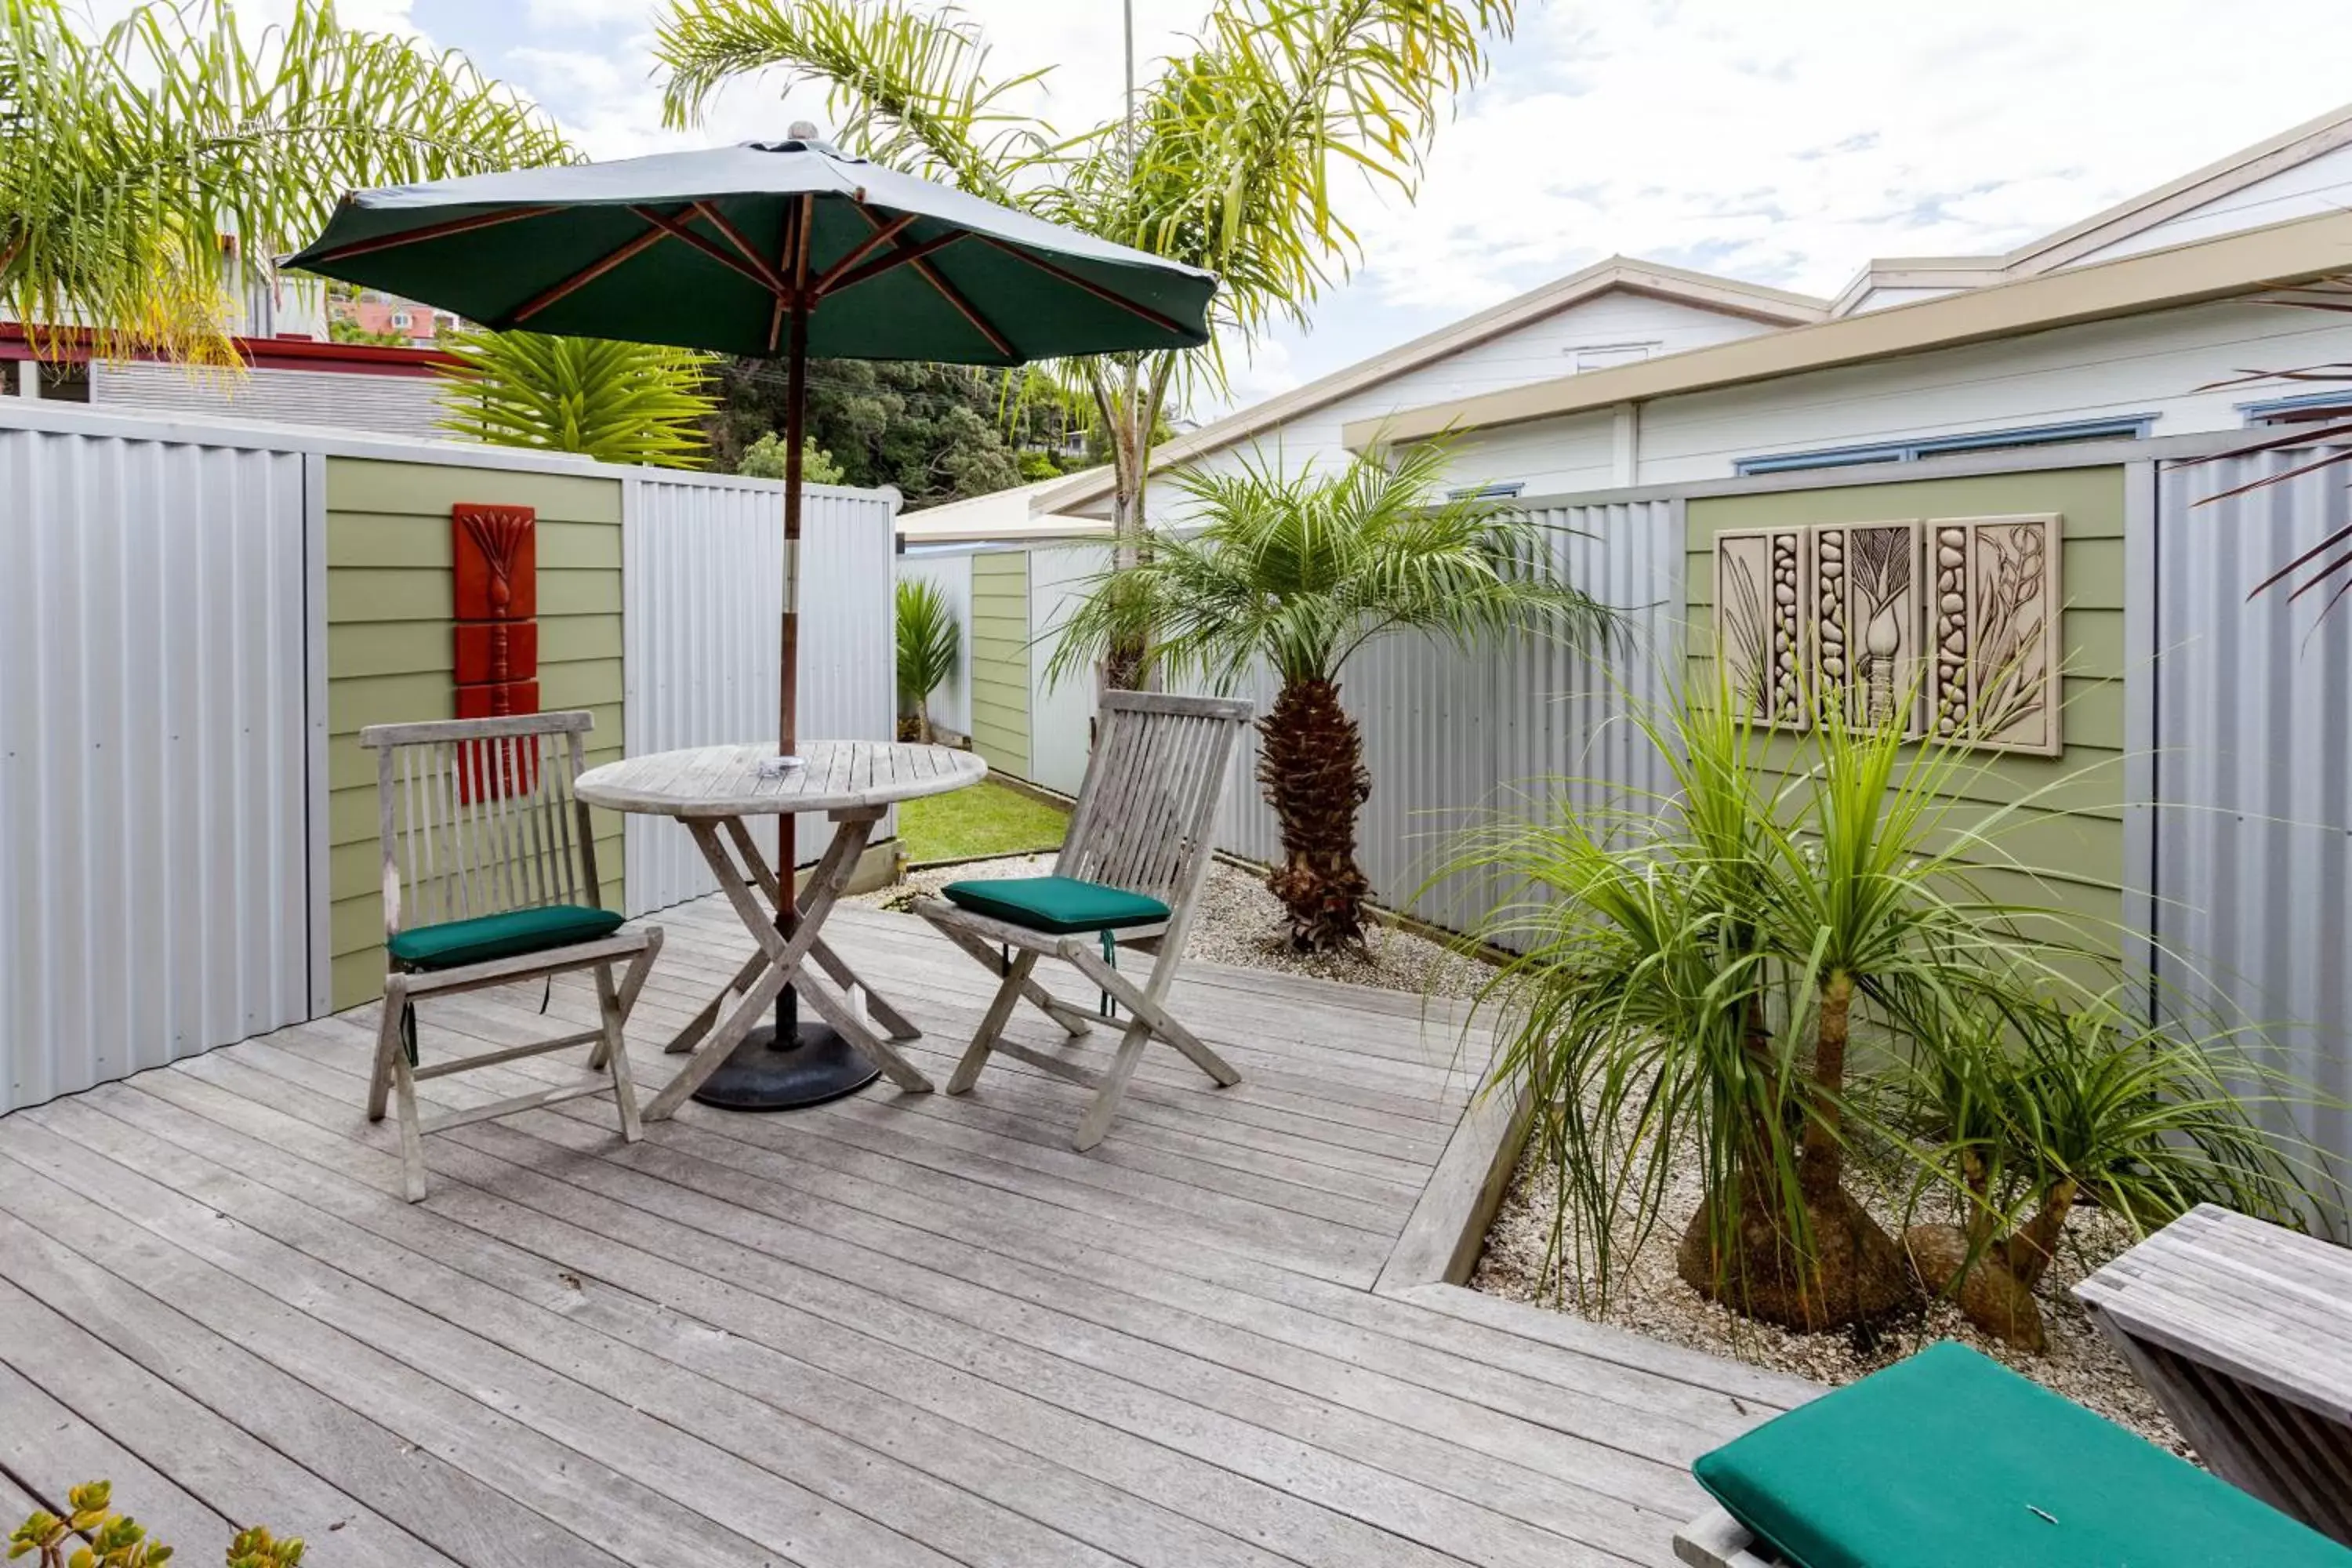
[806,935,921,1041]
[643,812,931,1120]
[720,811,923,1043]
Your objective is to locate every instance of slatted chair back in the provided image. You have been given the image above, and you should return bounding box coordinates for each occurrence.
[1056,691,1253,929]
[359,711,604,941]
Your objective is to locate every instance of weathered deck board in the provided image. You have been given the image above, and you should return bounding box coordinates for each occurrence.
[0,898,1796,1568]
[0,1333,253,1565]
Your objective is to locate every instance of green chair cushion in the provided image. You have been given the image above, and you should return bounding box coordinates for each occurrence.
[1693,1339,2351,1568]
[388,904,624,970]
[941,875,1171,935]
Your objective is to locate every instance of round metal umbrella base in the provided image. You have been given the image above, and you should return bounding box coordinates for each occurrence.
[689,1021,880,1110]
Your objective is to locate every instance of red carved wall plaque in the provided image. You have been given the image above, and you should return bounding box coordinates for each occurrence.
[451,503,539,800]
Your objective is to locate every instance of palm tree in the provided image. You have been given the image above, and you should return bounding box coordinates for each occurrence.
[655,0,1515,685]
[436,328,719,469]
[1047,443,1614,950]
[895,577,960,742]
[0,0,572,368]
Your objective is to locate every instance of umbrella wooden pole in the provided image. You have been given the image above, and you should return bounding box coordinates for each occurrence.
[775,271,810,1043]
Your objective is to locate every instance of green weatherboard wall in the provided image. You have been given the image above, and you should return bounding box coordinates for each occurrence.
[967,549,1032,780]
[1686,466,2127,946]
[325,457,627,1009]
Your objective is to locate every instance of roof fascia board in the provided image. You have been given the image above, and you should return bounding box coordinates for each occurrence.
[1826,260,2009,317]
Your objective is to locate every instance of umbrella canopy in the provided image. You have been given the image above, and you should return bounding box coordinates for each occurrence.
[285,132,1216,364]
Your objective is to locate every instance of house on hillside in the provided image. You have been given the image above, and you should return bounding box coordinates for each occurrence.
[1031,101,2352,519]
[328,289,459,349]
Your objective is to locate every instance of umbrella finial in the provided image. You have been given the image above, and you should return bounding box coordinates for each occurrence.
[788,120,822,142]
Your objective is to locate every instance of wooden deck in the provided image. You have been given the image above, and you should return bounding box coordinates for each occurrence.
[0,899,1813,1568]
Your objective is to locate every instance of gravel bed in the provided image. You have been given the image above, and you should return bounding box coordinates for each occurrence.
[1475,1132,2187,1454]
[855,852,1490,999]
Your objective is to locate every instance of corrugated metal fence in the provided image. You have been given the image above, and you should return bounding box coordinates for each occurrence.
[1152,497,1683,931]
[0,423,317,1112]
[2,402,902,1112]
[2151,448,2352,1199]
[622,476,899,916]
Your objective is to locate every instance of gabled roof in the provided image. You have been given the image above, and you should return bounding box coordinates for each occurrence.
[1352,208,2352,445]
[1034,256,1828,515]
[1824,259,2008,319]
[2004,98,2352,275]
[1827,99,2352,315]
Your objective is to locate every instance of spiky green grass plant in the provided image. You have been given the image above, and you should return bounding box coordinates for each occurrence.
[1441,674,2122,1329]
[895,576,961,743]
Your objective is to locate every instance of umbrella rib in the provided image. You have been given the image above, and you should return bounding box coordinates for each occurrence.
[809,211,920,296]
[837,205,1007,356]
[300,205,559,265]
[691,201,794,297]
[509,223,672,325]
[909,245,1009,356]
[971,234,1193,339]
[628,205,783,296]
[818,229,964,298]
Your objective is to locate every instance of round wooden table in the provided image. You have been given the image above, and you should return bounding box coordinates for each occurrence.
[576,739,987,1116]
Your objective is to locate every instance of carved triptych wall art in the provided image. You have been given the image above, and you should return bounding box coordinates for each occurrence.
[1715,528,1809,729]
[1926,514,2062,755]
[1812,521,1926,735]
[1712,512,2061,755]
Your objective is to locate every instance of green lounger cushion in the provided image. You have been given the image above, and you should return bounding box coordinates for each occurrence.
[1693,1339,2351,1568]
[941,875,1171,935]
[388,904,624,970]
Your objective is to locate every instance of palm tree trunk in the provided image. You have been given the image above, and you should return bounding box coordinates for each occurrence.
[1260,677,1373,949]
[1801,970,1854,1200]
[1102,359,1151,691]
[2004,1176,2077,1290]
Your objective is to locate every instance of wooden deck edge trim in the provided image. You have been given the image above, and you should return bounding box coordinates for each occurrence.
[1372,1075,1533,1293]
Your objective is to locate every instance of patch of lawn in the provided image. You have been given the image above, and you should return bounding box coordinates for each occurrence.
[899,778,1069,864]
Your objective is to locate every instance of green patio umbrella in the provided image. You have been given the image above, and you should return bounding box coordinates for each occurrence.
[289,125,1216,1107]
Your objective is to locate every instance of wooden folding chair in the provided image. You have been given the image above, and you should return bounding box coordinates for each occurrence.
[915,691,1253,1149]
[358,712,662,1200]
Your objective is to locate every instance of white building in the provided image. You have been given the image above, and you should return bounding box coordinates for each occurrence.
[898,474,1109,549]
[1033,101,2352,517]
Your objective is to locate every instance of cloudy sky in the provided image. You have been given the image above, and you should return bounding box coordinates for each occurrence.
[293,0,2352,412]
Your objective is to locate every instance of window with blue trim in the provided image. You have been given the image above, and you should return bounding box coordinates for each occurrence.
[1445,481,1525,501]
[2238,389,2352,427]
[1734,416,2154,476]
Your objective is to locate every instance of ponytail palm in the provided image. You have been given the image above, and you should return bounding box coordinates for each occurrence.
[1444,681,2114,1330]
[0,0,572,367]
[895,576,960,742]
[1048,442,1616,949]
